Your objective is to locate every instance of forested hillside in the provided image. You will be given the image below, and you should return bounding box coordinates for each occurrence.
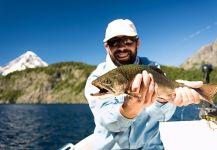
[0,62,216,103]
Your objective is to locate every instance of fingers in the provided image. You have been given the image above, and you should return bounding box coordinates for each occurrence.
[130,71,157,107]
[122,71,158,118]
[173,87,201,106]
[190,89,200,104]
[173,80,203,106]
[142,71,151,88]
[153,83,158,101]
[172,88,182,106]
[141,71,157,106]
[131,73,142,93]
[144,73,156,104]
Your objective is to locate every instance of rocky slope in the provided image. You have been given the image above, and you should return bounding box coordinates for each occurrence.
[181,40,217,70]
[0,62,95,104]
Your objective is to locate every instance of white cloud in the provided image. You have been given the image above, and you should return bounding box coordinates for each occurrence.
[189,31,201,38]
[184,22,216,41]
[205,25,211,30]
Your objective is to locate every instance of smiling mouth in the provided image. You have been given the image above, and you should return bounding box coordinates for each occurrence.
[118,52,129,57]
[116,52,129,59]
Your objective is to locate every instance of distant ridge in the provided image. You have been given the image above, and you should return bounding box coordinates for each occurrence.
[0,61,96,104]
[181,40,217,70]
[0,51,48,76]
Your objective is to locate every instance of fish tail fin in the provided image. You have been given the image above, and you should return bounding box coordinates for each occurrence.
[196,84,217,104]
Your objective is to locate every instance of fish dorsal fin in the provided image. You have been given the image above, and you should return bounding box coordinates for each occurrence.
[148,65,166,76]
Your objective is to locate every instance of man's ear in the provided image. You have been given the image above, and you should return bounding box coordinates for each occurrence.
[136,39,140,48]
[104,43,109,53]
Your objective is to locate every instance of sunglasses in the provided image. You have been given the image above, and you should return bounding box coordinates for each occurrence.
[107,36,138,47]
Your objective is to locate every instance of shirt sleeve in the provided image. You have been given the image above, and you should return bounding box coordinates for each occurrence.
[84,68,135,132]
[145,101,176,121]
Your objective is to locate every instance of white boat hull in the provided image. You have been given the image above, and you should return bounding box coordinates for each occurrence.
[60,120,217,150]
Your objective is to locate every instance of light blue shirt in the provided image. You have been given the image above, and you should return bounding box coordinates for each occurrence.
[85,55,176,150]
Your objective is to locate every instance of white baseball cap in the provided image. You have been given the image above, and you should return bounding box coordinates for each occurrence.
[103,19,137,42]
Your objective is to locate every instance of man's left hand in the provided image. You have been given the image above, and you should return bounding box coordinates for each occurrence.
[170,80,203,106]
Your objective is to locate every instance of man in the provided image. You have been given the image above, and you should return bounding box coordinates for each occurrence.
[85,19,202,149]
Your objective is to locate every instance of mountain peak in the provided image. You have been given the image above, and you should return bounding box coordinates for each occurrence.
[181,39,217,70]
[0,51,48,76]
[25,50,37,56]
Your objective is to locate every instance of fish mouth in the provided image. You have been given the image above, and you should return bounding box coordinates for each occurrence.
[91,83,116,96]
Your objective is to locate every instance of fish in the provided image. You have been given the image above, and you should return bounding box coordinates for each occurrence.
[91,64,217,104]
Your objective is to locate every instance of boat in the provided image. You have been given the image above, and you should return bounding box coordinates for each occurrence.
[59,120,217,150]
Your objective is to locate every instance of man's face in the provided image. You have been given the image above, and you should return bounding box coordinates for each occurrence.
[105,36,139,66]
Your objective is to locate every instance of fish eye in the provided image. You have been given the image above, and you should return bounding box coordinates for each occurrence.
[103,78,112,84]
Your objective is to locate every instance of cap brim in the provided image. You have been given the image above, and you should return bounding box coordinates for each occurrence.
[103,33,137,42]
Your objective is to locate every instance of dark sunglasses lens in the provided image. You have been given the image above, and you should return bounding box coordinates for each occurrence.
[107,37,137,47]
[107,39,119,47]
[123,38,134,45]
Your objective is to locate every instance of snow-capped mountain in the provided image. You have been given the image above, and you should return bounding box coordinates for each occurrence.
[1,51,48,76]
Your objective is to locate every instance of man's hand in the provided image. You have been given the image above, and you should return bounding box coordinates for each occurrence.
[171,80,203,106]
[120,70,158,119]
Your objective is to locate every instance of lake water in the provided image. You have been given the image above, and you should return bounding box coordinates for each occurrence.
[0,104,95,150]
[0,104,201,150]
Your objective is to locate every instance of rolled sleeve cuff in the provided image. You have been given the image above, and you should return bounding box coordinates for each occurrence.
[116,103,136,124]
[146,101,176,121]
[101,101,135,132]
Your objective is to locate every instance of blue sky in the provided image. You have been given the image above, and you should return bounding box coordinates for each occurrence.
[0,0,217,67]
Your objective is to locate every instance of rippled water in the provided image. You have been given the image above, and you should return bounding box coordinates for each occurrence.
[0,103,202,150]
[0,104,94,150]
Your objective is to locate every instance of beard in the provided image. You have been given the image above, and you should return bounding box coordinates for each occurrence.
[109,48,137,66]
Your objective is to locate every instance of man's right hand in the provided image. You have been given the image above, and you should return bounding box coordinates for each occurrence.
[120,70,158,119]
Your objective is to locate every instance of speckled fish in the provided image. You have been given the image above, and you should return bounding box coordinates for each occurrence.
[91,64,217,104]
